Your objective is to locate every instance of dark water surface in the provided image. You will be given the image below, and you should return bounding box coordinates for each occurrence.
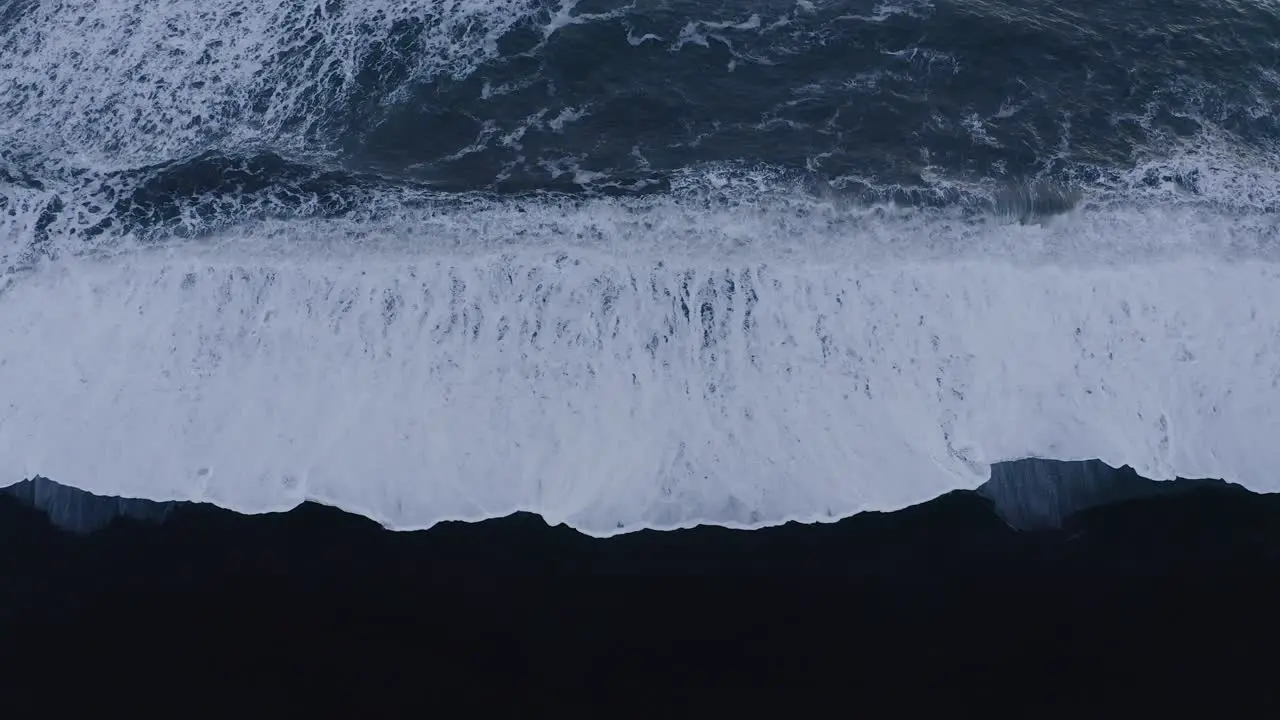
[3,0,1279,249]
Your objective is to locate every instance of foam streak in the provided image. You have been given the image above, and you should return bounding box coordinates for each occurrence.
[3,246,1278,535]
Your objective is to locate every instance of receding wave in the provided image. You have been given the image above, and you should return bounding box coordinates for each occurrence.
[3,193,1279,535]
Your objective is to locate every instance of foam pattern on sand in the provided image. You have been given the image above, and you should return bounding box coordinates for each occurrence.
[3,205,1279,535]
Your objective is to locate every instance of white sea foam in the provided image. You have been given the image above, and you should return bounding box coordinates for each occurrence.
[2,197,1279,536]
[0,0,544,169]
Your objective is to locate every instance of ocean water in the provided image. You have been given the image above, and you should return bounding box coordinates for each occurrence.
[2,0,1279,534]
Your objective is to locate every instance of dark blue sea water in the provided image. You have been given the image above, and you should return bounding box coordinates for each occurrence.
[4,0,1278,247]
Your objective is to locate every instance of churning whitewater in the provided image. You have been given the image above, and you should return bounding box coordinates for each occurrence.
[2,0,1280,534]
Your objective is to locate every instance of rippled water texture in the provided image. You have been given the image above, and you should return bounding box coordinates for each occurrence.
[3,0,1278,249]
